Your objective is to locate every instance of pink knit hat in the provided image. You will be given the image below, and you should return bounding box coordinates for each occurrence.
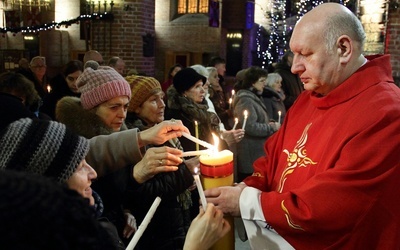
[76,66,131,110]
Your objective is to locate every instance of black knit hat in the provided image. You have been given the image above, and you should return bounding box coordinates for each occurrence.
[0,118,90,183]
[173,68,207,94]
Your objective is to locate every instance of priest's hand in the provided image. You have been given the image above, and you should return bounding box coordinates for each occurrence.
[204,183,247,217]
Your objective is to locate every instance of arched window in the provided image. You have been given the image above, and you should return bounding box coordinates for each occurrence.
[177,0,209,14]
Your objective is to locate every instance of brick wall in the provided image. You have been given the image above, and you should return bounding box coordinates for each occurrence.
[91,0,156,76]
[387,7,400,86]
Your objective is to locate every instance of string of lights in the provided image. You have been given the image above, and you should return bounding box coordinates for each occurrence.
[0,12,113,34]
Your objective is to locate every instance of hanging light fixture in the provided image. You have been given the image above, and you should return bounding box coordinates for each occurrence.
[3,0,51,11]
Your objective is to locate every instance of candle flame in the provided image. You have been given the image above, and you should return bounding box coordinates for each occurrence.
[194,167,199,175]
[235,117,238,123]
[244,110,248,118]
[229,98,232,104]
[195,120,198,125]
[231,90,235,96]
[212,133,219,152]
[278,111,281,115]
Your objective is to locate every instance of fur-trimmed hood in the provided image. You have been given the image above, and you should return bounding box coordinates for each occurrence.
[56,96,127,139]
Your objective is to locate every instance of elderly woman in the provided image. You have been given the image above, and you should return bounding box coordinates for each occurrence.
[165,68,215,151]
[0,118,122,249]
[125,75,195,250]
[262,72,286,124]
[233,66,280,182]
[56,66,135,243]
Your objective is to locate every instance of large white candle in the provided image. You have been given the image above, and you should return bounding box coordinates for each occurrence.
[126,196,162,250]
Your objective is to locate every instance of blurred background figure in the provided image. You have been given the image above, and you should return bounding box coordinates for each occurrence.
[273,50,303,110]
[108,56,126,76]
[23,56,48,98]
[41,60,83,120]
[262,72,286,124]
[83,50,104,65]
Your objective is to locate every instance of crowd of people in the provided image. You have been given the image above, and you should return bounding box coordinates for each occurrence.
[0,2,399,249]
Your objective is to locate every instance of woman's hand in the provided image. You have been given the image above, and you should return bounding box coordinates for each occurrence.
[133,146,183,183]
[221,129,245,145]
[138,119,189,147]
[183,204,231,250]
[122,211,137,238]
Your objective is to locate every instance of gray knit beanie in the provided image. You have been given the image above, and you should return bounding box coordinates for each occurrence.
[0,118,90,183]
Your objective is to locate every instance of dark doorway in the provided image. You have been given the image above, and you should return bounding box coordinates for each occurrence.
[226,30,243,76]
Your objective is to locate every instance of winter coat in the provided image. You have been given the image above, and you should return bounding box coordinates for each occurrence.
[262,87,286,124]
[232,89,277,176]
[165,86,215,151]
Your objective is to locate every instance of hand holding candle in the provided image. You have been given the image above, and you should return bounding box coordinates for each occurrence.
[242,110,248,130]
[232,118,238,130]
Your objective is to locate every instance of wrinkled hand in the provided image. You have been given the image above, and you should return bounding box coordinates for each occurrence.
[204,183,247,217]
[123,212,137,238]
[133,146,183,183]
[221,129,245,145]
[269,121,281,131]
[183,204,231,250]
[138,119,190,147]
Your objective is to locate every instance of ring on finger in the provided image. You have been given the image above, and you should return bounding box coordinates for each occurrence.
[170,118,175,123]
[158,160,163,166]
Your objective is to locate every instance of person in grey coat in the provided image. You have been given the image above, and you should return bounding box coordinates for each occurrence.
[233,66,280,182]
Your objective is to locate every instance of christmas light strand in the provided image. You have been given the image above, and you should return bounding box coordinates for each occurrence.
[0,12,113,34]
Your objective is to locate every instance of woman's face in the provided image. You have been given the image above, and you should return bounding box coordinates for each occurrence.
[66,159,97,206]
[65,70,82,93]
[95,96,130,132]
[271,80,282,92]
[208,70,219,88]
[135,91,165,126]
[184,80,205,103]
[253,77,266,92]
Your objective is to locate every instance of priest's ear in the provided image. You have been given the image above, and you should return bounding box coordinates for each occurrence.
[336,35,352,63]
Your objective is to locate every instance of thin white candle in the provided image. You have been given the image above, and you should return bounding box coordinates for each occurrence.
[232,117,238,130]
[278,111,282,124]
[126,196,162,250]
[181,132,215,150]
[182,150,211,157]
[193,168,207,211]
[242,110,248,130]
[194,121,199,151]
